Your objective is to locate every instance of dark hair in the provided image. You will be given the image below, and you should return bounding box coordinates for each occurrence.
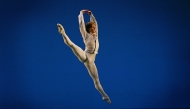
[85,22,95,33]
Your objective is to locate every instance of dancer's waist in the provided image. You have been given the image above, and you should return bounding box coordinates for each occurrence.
[85,42,99,54]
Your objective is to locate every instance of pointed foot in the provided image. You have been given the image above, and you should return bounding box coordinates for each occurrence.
[102,96,111,104]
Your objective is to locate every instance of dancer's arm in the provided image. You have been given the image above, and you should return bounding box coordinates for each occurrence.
[78,10,87,39]
[88,11,98,34]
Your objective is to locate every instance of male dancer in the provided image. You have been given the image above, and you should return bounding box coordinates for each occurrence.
[57,9,111,104]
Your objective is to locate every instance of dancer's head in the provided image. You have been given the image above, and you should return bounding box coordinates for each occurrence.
[86,22,96,34]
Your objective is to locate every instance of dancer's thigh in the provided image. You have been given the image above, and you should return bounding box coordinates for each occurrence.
[70,44,86,62]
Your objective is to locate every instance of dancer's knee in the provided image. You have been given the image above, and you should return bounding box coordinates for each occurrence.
[95,83,101,90]
[93,79,101,89]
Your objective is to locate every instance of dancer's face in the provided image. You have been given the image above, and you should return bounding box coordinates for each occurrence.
[89,24,96,34]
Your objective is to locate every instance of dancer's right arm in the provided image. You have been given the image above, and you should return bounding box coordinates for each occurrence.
[78,10,87,39]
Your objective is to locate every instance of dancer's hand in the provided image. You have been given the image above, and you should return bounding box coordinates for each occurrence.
[81,9,89,14]
[87,10,92,15]
[57,23,65,35]
[81,9,92,15]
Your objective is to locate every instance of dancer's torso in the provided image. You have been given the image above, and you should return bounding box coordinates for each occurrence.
[84,33,99,54]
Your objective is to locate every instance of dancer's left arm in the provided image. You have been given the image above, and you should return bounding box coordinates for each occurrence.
[88,11,98,34]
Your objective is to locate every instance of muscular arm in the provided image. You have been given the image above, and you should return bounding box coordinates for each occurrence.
[78,11,87,39]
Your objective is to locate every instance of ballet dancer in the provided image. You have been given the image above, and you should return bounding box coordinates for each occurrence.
[57,9,111,104]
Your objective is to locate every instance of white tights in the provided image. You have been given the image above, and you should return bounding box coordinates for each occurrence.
[61,34,109,99]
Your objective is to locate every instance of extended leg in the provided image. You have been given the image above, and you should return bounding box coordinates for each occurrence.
[84,54,111,104]
[57,23,86,62]
[62,33,86,62]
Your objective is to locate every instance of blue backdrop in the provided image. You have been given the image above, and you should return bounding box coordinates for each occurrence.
[0,0,190,108]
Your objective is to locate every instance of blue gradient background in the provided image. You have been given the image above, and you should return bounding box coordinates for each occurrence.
[0,0,190,108]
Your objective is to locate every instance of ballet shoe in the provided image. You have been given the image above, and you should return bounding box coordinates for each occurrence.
[102,96,111,104]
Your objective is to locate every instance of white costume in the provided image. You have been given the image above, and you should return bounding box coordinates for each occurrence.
[78,11,99,54]
[59,10,111,104]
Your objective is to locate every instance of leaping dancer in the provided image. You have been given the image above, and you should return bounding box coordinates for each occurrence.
[57,9,111,104]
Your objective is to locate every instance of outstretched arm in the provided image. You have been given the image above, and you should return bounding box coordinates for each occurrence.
[78,10,88,39]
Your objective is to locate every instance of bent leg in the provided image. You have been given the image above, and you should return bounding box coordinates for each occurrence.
[62,34,86,62]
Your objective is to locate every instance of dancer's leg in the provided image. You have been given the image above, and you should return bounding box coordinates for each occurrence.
[62,33,86,62]
[84,53,111,104]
